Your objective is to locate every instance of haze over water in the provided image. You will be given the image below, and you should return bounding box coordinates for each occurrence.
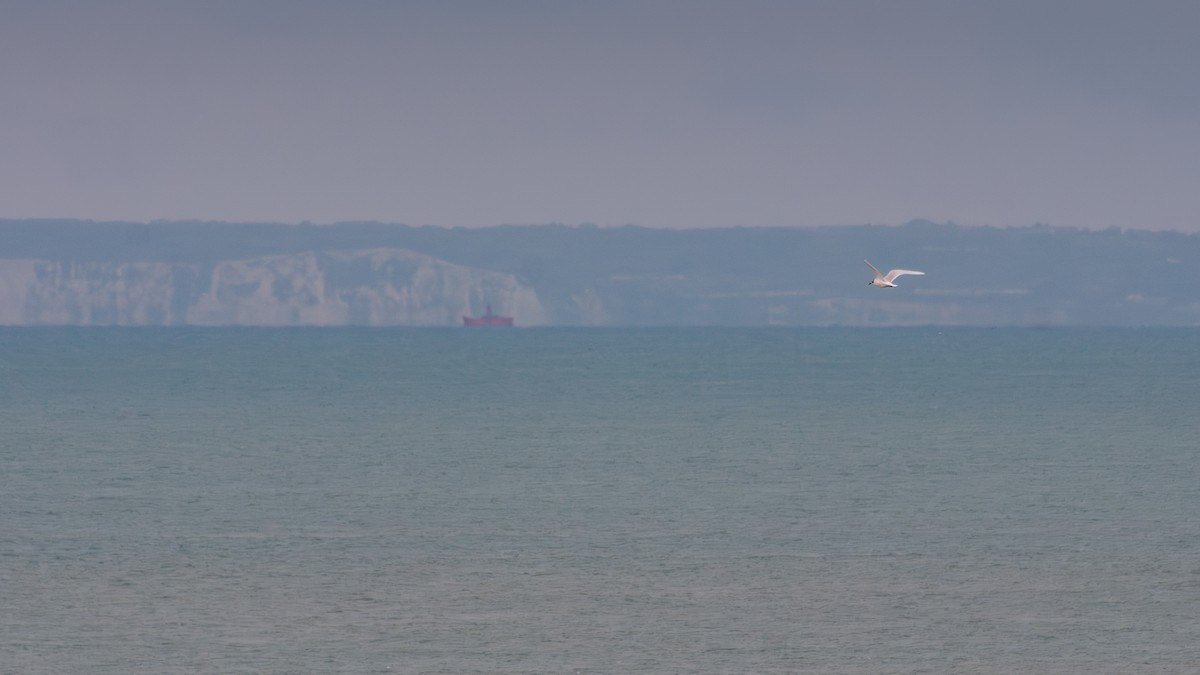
[3,327,1198,673]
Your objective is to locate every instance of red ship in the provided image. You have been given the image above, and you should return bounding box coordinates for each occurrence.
[463,304,514,327]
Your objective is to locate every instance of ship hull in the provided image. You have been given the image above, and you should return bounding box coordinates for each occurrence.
[463,303,513,327]
[463,316,514,327]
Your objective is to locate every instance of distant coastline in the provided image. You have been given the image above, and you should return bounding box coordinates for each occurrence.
[1,219,1198,327]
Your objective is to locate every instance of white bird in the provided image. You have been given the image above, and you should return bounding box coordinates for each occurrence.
[865,260,925,288]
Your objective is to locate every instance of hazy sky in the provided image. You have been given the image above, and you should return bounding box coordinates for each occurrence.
[3,0,1198,231]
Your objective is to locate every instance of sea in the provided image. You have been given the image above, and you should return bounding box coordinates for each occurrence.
[2,327,1198,674]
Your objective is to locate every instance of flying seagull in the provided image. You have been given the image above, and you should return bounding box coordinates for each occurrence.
[865,260,925,288]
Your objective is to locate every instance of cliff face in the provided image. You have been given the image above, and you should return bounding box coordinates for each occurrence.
[0,248,545,326]
[6,220,1200,326]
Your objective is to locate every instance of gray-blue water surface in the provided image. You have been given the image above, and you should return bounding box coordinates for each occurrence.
[2,327,1198,674]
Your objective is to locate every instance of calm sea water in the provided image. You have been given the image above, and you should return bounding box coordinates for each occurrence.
[2,327,1199,674]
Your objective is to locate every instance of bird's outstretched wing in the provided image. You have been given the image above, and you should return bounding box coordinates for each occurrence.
[863,259,884,280]
[883,269,925,283]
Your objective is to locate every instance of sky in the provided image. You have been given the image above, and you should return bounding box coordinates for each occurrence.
[2,0,1198,231]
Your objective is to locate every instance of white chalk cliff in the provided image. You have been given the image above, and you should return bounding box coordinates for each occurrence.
[0,248,545,326]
